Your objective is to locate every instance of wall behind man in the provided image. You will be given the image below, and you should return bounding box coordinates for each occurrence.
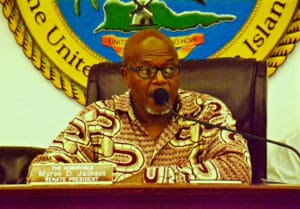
[1,11,300,152]
[267,42,300,155]
[0,14,82,148]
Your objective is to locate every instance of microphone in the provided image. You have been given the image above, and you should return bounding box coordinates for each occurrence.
[152,88,170,106]
[153,88,300,159]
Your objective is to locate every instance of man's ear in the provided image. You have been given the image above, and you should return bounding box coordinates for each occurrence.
[120,67,130,89]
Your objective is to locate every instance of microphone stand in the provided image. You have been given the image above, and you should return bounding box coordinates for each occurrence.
[166,103,300,159]
[152,87,300,159]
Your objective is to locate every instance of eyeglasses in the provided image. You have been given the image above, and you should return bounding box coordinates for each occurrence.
[127,64,181,79]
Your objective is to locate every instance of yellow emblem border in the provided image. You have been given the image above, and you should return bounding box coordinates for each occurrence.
[1,0,300,105]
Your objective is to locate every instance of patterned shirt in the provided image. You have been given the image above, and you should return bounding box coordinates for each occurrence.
[30,89,252,183]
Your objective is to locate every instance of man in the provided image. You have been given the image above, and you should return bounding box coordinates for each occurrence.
[28,29,251,183]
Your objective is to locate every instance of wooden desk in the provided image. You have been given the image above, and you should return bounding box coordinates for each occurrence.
[1,183,300,209]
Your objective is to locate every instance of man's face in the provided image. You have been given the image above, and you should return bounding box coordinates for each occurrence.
[122,37,180,116]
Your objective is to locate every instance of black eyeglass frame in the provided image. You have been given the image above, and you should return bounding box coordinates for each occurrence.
[125,64,181,79]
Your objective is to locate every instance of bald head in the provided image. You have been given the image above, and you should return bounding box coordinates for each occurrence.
[123,29,178,66]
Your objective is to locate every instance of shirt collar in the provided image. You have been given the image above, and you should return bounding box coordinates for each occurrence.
[113,90,137,122]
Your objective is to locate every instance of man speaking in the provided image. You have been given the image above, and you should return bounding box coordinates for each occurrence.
[28,29,251,184]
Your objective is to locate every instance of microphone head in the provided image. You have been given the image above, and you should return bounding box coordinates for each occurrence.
[152,88,169,106]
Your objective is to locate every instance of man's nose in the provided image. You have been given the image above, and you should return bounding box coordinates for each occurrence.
[153,70,167,83]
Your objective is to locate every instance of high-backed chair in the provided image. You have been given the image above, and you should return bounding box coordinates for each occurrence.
[86,57,267,184]
[0,146,45,184]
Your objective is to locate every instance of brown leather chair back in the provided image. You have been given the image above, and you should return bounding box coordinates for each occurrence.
[86,57,267,184]
[0,146,45,184]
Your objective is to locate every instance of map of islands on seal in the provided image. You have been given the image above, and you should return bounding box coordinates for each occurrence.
[1,0,299,104]
[58,0,252,62]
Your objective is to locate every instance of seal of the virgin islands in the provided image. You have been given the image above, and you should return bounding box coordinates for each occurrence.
[1,0,299,105]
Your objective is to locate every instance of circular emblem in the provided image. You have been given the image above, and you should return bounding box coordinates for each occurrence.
[1,0,299,105]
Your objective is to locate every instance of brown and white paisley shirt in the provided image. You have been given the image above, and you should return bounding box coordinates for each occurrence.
[29,89,252,183]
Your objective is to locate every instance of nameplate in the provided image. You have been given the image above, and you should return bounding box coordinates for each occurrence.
[28,163,114,184]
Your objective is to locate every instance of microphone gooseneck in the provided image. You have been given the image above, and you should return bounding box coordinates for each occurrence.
[152,88,169,106]
[161,101,300,159]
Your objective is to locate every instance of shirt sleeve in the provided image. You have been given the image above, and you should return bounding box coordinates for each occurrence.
[30,104,99,165]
